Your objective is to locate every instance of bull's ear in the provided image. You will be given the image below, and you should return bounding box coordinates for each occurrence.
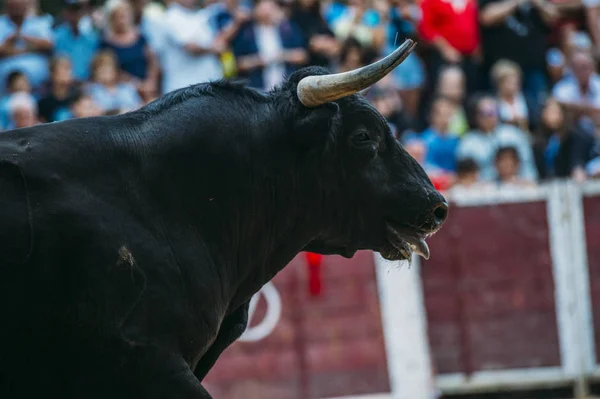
[292,102,340,151]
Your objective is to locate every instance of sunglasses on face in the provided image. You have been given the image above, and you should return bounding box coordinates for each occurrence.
[478,108,497,117]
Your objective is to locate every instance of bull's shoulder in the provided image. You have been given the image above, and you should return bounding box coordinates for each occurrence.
[0,159,33,266]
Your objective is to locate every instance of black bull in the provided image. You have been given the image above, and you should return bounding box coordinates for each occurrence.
[0,42,448,398]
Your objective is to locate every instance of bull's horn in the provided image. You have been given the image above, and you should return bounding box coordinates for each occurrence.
[297,39,417,107]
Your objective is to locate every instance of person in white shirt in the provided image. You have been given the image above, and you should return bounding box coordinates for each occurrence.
[552,49,600,128]
[161,0,224,94]
[491,59,531,132]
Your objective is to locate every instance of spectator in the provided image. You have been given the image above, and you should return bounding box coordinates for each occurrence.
[404,136,455,192]
[0,0,54,95]
[546,47,566,87]
[68,90,103,119]
[324,0,386,50]
[211,0,251,49]
[588,156,600,177]
[207,0,251,78]
[366,77,412,139]
[494,145,536,186]
[4,69,31,94]
[0,70,31,129]
[37,56,78,123]
[445,158,496,196]
[491,59,532,132]
[232,0,307,91]
[101,0,160,102]
[86,50,142,114]
[418,0,480,95]
[161,0,224,94]
[421,96,460,173]
[457,93,538,181]
[338,37,376,72]
[552,49,600,129]
[290,0,340,68]
[433,65,468,136]
[403,137,443,175]
[128,0,167,59]
[565,30,594,59]
[583,0,600,58]
[54,0,99,83]
[478,0,558,114]
[453,158,481,188]
[384,0,426,121]
[546,1,584,53]
[7,91,38,128]
[534,97,595,181]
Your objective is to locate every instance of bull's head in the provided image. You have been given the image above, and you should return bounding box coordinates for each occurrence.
[282,39,448,262]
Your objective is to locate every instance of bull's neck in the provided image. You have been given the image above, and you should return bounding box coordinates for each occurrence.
[135,102,325,307]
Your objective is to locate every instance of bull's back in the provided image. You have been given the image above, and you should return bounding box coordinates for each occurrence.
[0,122,86,267]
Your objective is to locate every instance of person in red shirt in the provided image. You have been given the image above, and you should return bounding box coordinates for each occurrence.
[418,0,481,96]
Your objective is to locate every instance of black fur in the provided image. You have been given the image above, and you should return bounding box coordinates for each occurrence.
[0,66,444,398]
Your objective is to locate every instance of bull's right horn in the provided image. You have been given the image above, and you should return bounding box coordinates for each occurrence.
[297,39,417,108]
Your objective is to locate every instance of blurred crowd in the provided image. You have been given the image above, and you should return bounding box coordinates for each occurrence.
[2,0,600,190]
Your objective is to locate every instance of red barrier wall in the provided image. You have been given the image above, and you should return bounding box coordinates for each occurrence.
[203,251,390,399]
[584,196,600,364]
[421,202,561,375]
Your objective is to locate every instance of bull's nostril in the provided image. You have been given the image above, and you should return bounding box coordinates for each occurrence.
[433,202,449,225]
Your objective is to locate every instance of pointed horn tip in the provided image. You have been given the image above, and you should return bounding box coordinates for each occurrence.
[296,38,418,107]
[398,39,417,54]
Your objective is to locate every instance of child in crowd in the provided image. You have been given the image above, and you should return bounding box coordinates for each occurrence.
[71,92,103,119]
[491,60,532,132]
[5,71,32,95]
[422,96,460,173]
[55,90,104,121]
[455,158,479,186]
[434,65,468,136]
[37,57,79,123]
[7,92,39,130]
[0,71,33,130]
[86,50,143,115]
[445,158,490,196]
[494,146,536,187]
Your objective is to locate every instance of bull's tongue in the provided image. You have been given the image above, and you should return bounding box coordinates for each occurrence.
[405,236,430,260]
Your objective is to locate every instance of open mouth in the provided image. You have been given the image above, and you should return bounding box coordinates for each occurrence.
[382,223,431,262]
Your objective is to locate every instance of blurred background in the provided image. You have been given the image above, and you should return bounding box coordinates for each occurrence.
[3,0,600,397]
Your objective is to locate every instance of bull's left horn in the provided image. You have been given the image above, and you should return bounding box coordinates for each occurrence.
[297,38,417,108]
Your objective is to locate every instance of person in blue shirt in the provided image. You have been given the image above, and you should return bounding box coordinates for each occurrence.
[0,0,54,96]
[421,96,460,173]
[53,0,100,82]
[384,0,425,120]
[85,50,142,115]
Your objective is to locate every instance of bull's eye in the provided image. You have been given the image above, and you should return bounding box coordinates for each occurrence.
[353,132,371,143]
[349,129,378,157]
